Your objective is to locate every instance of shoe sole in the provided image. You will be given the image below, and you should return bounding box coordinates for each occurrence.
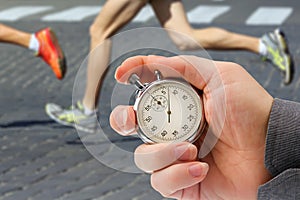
[275,29,294,85]
[45,104,74,127]
[45,104,96,133]
[47,28,67,79]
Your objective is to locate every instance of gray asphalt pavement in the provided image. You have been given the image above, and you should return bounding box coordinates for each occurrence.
[0,1,300,200]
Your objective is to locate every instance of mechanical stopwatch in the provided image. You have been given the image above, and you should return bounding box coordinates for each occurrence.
[129,70,207,143]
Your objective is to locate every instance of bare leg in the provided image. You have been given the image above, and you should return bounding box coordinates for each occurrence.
[82,0,149,110]
[0,23,31,48]
[151,0,259,53]
[83,39,111,111]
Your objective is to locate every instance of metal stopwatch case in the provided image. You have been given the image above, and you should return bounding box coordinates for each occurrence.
[129,70,207,143]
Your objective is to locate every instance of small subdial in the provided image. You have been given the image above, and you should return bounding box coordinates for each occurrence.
[151,95,167,112]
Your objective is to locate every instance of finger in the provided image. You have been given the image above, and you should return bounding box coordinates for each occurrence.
[169,184,201,200]
[151,162,209,198]
[110,105,137,136]
[115,55,217,90]
[134,142,198,172]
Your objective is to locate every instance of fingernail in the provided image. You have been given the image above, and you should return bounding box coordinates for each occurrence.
[117,107,127,126]
[114,106,135,135]
[174,144,190,159]
[188,163,209,177]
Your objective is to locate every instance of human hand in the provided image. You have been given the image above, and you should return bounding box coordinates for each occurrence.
[110,55,273,199]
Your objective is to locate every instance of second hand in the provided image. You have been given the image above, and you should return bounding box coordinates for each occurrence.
[167,86,171,123]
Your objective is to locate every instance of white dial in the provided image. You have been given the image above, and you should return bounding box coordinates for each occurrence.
[134,79,204,143]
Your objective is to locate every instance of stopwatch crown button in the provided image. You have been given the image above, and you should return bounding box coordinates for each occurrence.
[129,73,145,90]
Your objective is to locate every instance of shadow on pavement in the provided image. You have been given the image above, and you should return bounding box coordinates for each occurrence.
[0,119,61,128]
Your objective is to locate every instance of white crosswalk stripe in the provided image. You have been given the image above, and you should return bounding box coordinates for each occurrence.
[187,5,230,23]
[0,4,295,26]
[246,7,293,25]
[0,6,53,21]
[42,6,102,21]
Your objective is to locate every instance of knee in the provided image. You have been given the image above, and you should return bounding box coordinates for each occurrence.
[169,30,200,51]
[89,22,107,44]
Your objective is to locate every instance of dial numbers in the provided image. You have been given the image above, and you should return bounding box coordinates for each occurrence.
[136,80,202,143]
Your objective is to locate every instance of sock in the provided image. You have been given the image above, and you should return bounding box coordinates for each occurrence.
[28,34,40,53]
[258,39,267,56]
[83,103,95,115]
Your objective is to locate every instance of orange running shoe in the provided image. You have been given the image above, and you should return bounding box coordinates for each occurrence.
[35,27,66,80]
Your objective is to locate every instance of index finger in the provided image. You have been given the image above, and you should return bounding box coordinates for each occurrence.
[115,55,217,90]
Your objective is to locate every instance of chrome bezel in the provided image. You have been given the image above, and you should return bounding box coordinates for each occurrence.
[133,78,207,144]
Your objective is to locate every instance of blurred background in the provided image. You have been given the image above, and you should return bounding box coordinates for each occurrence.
[0,0,299,200]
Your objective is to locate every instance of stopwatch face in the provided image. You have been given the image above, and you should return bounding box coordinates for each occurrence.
[135,80,203,143]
